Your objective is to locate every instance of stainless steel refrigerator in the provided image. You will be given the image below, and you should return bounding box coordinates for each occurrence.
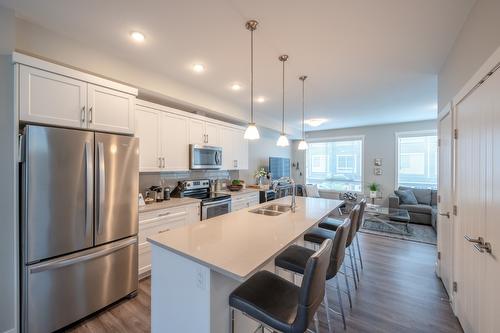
[21,125,139,333]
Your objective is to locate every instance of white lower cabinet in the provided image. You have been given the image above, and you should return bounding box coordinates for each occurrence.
[231,192,260,212]
[138,203,200,277]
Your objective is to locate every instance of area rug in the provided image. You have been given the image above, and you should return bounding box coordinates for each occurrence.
[361,219,437,245]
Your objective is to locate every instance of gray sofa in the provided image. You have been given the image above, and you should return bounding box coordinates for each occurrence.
[389,186,438,229]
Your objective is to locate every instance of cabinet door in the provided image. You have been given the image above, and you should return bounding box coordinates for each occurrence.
[189,118,206,144]
[19,65,87,129]
[235,128,249,170]
[135,106,162,172]
[220,126,235,170]
[87,84,135,134]
[205,122,221,146]
[161,112,190,171]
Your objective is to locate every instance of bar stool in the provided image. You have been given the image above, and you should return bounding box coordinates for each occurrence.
[275,218,351,332]
[229,239,333,333]
[319,199,366,272]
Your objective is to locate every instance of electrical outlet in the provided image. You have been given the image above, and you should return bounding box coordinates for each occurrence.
[196,268,206,290]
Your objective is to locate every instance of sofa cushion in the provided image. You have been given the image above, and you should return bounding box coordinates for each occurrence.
[399,186,432,205]
[400,204,433,215]
[395,190,418,205]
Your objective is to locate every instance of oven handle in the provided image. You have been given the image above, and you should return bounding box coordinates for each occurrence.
[203,198,232,207]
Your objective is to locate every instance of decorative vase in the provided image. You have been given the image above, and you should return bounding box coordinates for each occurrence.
[369,190,377,199]
[258,177,263,186]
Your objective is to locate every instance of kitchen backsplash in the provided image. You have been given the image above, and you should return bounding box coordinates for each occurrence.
[139,170,240,195]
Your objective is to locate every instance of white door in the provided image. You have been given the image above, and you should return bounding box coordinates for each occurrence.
[437,109,453,296]
[161,112,189,171]
[87,84,135,134]
[135,106,162,172]
[19,65,87,129]
[205,122,221,146]
[189,118,206,144]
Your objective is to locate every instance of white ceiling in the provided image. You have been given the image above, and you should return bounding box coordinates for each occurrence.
[2,0,476,132]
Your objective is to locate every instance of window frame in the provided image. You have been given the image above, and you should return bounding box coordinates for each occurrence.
[395,130,438,190]
[305,135,365,193]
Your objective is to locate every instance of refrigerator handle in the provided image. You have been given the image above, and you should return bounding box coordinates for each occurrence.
[29,237,137,274]
[85,142,92,237]
[97,142,106,234]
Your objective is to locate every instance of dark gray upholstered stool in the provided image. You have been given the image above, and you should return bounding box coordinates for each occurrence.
[229,239,333,333]
[319,199,366,272]
[304,206,361,292]
[275,219,351,332]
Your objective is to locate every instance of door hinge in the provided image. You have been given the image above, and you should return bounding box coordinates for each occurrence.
[453,205,458,216]
[453,281,458,293]
[437,251,441,260]
[454,129,458,139]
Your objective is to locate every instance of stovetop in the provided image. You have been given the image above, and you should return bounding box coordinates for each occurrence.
[187,191,231,203]
[170,179,230,203]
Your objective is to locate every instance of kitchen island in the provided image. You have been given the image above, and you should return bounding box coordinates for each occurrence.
[147,196,344,333]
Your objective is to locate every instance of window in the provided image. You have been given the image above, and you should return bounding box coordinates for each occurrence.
[397,132,437,189]
[306,138,363,192]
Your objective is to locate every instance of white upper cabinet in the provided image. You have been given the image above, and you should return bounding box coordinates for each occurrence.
[15,54,137,134]
[189,118,221,146]
[220,126,248,170]
[19,66,88,129]
[87,84,135,134]
[135,106,162,172]
[161,112,189,171]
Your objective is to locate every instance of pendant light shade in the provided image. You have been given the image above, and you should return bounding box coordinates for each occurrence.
[244,20,260,140]
[277,55,289,147]
[298,75,308,150]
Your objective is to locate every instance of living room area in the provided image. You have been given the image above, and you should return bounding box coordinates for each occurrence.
[292,119,439,245]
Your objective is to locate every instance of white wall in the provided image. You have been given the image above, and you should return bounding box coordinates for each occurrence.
[438,0,500,110]
[292,120,436,203]
[0,6,17,333]
[239,128,292,185]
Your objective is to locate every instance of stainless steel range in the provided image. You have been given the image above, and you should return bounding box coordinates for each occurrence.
[172,180,231,220]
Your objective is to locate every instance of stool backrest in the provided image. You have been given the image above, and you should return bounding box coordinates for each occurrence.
[293,238,333,332]
[346,205,361,247]
[326,217,351,280]
[355,199,367,232]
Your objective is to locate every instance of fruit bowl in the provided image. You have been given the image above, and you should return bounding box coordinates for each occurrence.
[227,184,243,191]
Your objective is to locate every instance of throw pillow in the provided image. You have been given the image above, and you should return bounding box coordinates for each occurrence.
[305,184,320,198]
[395,189,418,205]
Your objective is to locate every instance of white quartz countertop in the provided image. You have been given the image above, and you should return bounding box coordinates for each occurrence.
[147,196,343,280]
[139,197,201,213]
[215,188,260,196]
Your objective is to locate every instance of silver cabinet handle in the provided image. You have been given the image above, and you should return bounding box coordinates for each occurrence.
[158,212,171,217]
[89,106,93,123]
[81,106,86,123]
[474,242,492,254]
[97,142,106,234]
[162,157,166,168]
[158,157,162,168]
[158,229,170,234]
[464,235,484,244]
[439,212,450,218]
[84,142,92,237]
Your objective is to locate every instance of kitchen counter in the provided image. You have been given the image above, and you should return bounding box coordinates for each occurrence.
[147,196,344,333]
[138,197,200,213]
[215,188,260,197]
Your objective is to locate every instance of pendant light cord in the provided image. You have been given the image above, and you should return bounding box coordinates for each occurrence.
[302,78,305,139]
[250,28,254,123]
[282,58,285,134]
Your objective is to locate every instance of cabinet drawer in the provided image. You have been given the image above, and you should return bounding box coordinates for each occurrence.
[138,215,187,245]
[139,205,188,222]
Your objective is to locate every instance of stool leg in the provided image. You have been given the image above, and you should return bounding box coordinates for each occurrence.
[335,276,347,329]
[323,291,333,333]
[348,249,358,290]
[313,312,320,333]
[351,245,360,283]
[230,308,235,333]
[356,235,364,270]
[342,263,352,308]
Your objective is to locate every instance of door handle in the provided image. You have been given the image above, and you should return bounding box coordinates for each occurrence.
[464,235,484,244]
[473,242,492,254]
[439,212,450,219]
[89,107,93,123]
[97,142,106,234]
[158,157,162,168]
[84,142,92,237]
[81,106,86,123]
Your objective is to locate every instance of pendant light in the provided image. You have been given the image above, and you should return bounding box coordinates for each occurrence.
[297,75,308,150]
[243,20,260,140]
[276,55,289,147]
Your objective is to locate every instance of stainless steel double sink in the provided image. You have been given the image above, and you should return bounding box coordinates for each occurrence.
[249,204,291,216]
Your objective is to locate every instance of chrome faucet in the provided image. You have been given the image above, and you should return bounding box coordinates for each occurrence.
[290,178,296,213]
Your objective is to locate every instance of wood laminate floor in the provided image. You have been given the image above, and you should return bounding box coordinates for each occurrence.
[65,233,462,333]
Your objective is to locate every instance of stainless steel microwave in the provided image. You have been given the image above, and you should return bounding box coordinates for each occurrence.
[189,144,222,170]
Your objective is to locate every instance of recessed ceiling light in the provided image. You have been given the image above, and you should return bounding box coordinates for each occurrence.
[256,96,266,103]
[130,31,145,42]
[305,118,327,127]
[231,83,242,91]
[193,64,205,73]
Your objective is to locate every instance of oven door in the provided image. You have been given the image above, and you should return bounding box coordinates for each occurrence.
[190,145,222,170]
[201,198,231,220]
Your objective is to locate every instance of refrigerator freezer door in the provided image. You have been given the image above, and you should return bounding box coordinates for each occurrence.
[95,133,139,245]
[23,237,138,333]
[23,125,94,263]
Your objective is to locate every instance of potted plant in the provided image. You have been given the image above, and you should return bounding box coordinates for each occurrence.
[368,182,379,199]
[254,168,267,186]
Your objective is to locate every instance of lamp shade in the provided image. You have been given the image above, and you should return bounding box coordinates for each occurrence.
[297,140,308,150]
[244,123,260,140]
[276,134,289,147]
